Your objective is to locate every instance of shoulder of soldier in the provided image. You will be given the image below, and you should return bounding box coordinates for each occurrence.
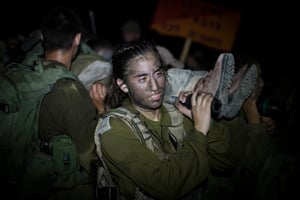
[54,78,87,96]
[98,110,136,137]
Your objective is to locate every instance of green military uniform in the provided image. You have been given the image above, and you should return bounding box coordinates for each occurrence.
[201,111,278,200]
[39,60,99,200]
[99,98,233,200]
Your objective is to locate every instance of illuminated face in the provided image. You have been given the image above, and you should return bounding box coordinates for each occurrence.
[123,52,165,111]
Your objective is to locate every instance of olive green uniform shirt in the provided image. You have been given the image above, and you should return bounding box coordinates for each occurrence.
[100,99,232,200]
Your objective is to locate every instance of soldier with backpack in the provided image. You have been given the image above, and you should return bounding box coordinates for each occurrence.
[0,7,106,200]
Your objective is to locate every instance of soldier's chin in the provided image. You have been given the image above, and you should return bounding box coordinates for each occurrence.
[150,101,163,110]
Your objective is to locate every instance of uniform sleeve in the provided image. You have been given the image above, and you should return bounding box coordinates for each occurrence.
[39,78,98,174]
[100,116,210,200]
[206,120,236,171]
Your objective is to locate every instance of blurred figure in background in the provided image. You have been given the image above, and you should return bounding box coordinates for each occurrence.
[87,38,113,62]
[121,19,142,42]
[121,19,184,69]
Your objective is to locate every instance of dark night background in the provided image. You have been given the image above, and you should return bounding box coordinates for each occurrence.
[1,0,297,85]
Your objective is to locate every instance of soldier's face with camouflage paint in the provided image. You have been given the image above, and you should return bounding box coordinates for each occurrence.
[121,52,166,111]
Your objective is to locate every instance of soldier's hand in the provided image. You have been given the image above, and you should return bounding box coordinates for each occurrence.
[90,83,107,114]
[192,92,213,135]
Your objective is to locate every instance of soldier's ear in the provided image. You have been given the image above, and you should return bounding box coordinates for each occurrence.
[74,33,81,46]
[117,78,129,93]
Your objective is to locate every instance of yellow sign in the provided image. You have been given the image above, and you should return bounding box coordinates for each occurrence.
[151,0,241,51]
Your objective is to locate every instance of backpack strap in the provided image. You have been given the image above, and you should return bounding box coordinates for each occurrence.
[109,107,157,151]
[97,105,186,159]
[94,108,157,200]
[94,106,185,200]
[94,118,120,199]
[94,117,115,185]
[163,103,186,148]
